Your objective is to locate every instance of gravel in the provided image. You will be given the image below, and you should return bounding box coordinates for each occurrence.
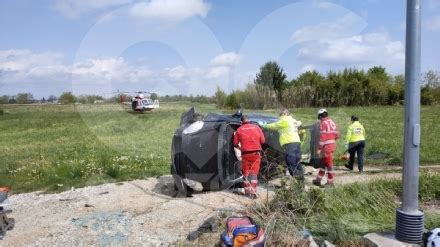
[0,175,269,246]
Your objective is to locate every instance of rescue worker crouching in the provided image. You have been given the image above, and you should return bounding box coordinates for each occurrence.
[263,108,304,178]
[344,115,366,172]
[312,109,339,187]
[233,115,265,199]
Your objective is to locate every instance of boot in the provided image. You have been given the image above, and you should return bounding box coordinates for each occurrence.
[312,179,321,186]
[344,163,353,171]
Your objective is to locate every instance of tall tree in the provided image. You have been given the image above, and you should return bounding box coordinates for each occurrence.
[58,92,76,104]
[0,95,10,104]
[150,93,158,101]
[47,95,57,103]
[423,70,440,89]
[214,86,227,109]
[254,61,287,102]
[16,93,34,104]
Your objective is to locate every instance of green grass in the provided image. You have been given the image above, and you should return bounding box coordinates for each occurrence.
[0,103,439,193]
[0,102,216,192]
[271,106,440,165]
[252,171,440,245]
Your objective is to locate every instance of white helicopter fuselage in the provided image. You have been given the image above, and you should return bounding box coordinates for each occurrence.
[131,95,159,112]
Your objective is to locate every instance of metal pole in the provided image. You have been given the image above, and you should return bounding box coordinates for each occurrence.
[395,0,424,243]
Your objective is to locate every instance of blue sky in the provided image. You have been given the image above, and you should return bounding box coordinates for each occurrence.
[0,0,439,98]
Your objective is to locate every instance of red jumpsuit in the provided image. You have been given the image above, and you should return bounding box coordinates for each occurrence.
[233,122,265,195]
[316,117,339,184]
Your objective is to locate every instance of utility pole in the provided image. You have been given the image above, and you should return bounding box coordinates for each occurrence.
[395,0,424,244]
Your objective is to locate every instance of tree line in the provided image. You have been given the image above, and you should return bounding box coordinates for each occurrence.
[216,62,440,109]
[159,94,216,104]
[0,92,104,104]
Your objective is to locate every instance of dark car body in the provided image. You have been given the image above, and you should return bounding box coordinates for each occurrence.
[171,107,286,193]
[171,107,322,194]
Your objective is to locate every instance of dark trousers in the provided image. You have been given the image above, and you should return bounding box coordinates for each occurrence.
[284,142,303,176]
[348,141,366,171]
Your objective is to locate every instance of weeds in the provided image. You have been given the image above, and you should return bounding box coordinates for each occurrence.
[249,172,440,245]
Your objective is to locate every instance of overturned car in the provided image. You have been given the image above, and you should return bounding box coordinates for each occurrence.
[170,107,321,195]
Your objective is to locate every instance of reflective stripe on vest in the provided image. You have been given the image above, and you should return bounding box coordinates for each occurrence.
[321,130,339,134]
[319,140,336,145]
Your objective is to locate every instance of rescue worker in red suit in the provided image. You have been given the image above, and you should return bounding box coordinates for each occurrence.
[233,115,266,198]
[312,109,339,187]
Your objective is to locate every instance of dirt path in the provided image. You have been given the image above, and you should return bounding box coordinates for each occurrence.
[1,165,439,246]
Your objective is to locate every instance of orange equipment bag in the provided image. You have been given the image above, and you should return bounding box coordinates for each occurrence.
[221,216,265,247]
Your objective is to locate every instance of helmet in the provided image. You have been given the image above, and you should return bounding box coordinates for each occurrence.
[280,108,290,116]
[317,108,328,119]
[318,108,327,115]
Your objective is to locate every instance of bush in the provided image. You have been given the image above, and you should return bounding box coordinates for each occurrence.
[58,92,76,104]
[215,87,227,109]
[248,172,440,245]
[217,66,440,109]
[16,93,34,104]
[225,91,241,109]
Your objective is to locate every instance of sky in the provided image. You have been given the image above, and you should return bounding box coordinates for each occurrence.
[0,0,439,98]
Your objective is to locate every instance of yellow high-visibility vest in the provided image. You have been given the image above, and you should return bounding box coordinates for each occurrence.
[265,115,302,146]
[346,121,366,143]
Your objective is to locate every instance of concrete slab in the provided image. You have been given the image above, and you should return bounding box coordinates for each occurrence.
[363,232,421,247]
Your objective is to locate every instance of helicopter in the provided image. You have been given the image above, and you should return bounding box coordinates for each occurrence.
[116,91,160,113]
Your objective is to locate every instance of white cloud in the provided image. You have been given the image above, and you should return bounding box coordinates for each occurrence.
[297,32,405,72]
[210,52,241,67]
[299,64,316,73]
[206,66,230,79]
[204,52,241,79]
[53,0,131,19]
[291,13,366,44]
[0,49,230,96]
[129,0,210,23]
[426,16,440,31]
[0,49,63,71]
[166,65,188,80]
[0,49,154,86]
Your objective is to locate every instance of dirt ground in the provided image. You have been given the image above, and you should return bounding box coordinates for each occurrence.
[0,166,438,246]
[1,175,268,246]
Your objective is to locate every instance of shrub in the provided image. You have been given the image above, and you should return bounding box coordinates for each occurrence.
[58,92,76,104]
[248,172,440,245]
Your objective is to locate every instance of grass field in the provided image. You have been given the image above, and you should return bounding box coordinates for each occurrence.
[0,103,439,193]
